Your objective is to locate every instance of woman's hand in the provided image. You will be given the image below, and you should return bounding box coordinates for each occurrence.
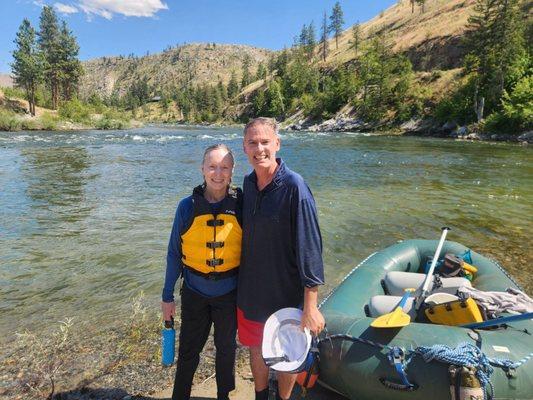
[161,301,176,321]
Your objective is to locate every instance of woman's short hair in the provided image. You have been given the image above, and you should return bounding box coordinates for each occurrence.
[202,143,235,166]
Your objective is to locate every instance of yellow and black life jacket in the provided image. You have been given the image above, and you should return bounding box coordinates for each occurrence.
[181,185,242,279]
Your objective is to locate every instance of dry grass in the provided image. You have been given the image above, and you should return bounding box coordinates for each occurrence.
[80,43,272,99]
[326,0,477,65]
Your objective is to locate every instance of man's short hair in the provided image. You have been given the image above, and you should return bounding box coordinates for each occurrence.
[243,117,279,136]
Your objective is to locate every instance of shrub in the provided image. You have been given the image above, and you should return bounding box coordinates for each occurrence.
[39,112,59,130]
[0,109,22,131]
[58,99,91,123]
[2,86,26,99]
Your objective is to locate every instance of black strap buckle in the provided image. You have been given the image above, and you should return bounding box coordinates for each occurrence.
[206,241,224,249]
[207,219,224,227]
[206,258,224,267]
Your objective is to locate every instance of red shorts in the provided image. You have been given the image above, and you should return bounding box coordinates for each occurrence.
[237,307,265,347]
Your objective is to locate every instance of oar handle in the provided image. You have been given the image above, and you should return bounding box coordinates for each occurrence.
[463,312,533,329]
[397,289,415,309]
[416,227,450,310]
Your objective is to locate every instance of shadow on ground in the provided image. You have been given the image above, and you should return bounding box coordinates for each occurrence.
[53,382,347,400]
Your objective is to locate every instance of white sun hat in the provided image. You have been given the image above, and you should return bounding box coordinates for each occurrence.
[262,308,312,373]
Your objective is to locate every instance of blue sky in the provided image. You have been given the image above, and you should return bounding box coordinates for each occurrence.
[1,0,397,73]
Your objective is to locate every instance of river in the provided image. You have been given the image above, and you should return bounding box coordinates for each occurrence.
[0,126,531,344]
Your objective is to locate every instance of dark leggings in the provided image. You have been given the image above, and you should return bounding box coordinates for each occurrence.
[172,285,237,400]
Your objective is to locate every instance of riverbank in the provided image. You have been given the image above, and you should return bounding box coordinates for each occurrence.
[283,115,533,144]
[0,89,140,132]
[0,292,342,400]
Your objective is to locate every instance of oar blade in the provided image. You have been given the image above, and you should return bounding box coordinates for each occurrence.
[371,306,411,328]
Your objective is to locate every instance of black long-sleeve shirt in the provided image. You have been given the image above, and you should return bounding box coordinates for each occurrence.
[237,159,324,322]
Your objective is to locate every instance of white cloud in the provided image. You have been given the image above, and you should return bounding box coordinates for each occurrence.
[78,0,168,20]
[33,0,45,7]
[54,2,79,14]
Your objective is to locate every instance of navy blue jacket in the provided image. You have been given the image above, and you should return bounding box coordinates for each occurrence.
[162,190,240,302]
[237,159,324,322]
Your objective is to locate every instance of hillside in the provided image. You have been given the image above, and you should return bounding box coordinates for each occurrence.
[80,43,273,99]
[326,0,479,70]
[0,74,13,88]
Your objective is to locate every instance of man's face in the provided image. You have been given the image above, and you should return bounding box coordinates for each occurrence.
[243,123,280,172]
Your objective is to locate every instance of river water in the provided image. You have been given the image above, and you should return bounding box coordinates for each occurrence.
[0,126,531,344]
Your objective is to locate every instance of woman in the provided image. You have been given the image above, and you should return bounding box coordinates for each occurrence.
[162,144,242,400]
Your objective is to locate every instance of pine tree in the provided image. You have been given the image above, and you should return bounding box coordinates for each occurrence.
[38,6,61,109]
[241,54,252,87]
[227,70,240,99]
[217,80,228,101]
[416,0,426,13]
[465,0,527,119]
[329,1,344,49]
[58,21,82,101]
[299,24,308,48]
[11,19,43,116]
[255,62,267,81]
[265,79,285,117]
[410,0,416,13]
[350,22,361,56]
[320,11,329,61]
[305,21,317,60]
[273,49,290,77]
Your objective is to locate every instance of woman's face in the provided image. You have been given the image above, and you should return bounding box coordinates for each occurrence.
[201,148,233,193]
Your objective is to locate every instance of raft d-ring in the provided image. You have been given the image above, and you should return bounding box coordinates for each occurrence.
[505,368,517,379]
[378,377,418,391]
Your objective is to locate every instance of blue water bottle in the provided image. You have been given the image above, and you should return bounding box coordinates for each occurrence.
[161,318,175,366]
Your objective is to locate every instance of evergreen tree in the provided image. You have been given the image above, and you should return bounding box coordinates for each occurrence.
[320,11,329,61]
[410,0,416,13]
[350,22,361,56]
[281,53,320,100]
[217,80,228,101]
[265,79,285,117]
[465,0,527,119]
[38,6,61,109]
[357,34,400,120]
[252,89,267,116]
[227,70,240,99]
[416,0,426,13]
[299,24,308,48]
[273,49,290,77]
[11,19,43,116]
[329,1,344,49]
[58,21,82,101]
[255,62,267,81]
[241,54,252,87]
[305,21,317,60]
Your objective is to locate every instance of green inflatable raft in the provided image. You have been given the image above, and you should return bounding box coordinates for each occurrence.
[317,240,533,400]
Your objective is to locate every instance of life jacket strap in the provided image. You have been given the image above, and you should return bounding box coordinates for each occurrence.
[184,265,238,280]
[206,241,225,249]
[207,219,224,227]
[207,258,224,267]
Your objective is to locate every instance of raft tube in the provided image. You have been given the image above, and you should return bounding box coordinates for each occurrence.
[318,240,533,400]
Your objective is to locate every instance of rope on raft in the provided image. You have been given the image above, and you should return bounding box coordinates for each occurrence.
[320,335,533,399]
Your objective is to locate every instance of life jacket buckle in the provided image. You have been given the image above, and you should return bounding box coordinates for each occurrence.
[207,258,224,267]
[206,241,225,249]
[207,219,224,227]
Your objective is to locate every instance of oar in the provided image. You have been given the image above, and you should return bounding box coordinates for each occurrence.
[462,312,533,329]
[415,227,450,310]
[371,289,415,328]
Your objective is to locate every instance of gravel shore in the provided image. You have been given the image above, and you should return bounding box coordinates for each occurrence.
[0,293,344,400]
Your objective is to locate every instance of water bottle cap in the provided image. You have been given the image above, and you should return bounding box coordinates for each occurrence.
[164,318,174,329]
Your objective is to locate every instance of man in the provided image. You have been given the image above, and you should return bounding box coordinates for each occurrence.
[237,117,325,400]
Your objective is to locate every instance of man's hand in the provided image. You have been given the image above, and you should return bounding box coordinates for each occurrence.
[301,306,325,336]
[161,301,175,321]
[301,286,325,336]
